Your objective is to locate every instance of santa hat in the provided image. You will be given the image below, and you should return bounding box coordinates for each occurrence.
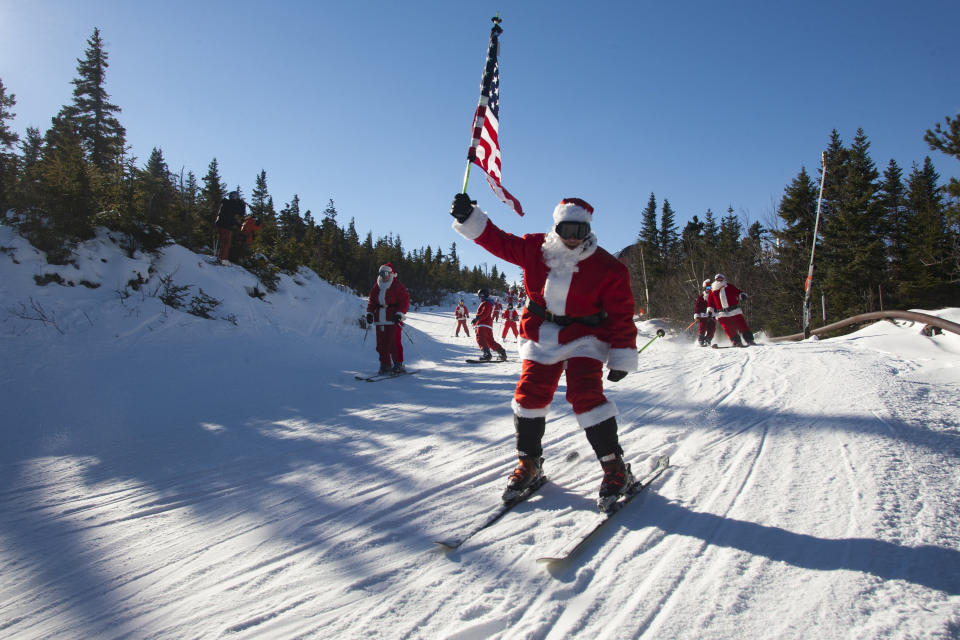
[379,263,396,276]
[552,197,594,225]
[702,279,711,289]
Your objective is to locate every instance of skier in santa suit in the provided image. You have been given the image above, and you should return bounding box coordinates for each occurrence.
[501,303,520,340]
[450,193,638,511]
[365,263,410,374]
[473,289,508,361]
[694,279,716,347]
[706,273,755,347]
[454,300,471,337]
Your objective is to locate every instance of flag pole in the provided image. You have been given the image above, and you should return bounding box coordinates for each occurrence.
[802,151,827,339]
[463,14,503,197]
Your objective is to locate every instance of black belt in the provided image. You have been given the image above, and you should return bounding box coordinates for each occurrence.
[525,300,607,327]
[722,304,740,312]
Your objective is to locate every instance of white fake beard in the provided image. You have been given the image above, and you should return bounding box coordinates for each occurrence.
[711,280,724,291]
[378,275,394,288]
[541,230,598,274]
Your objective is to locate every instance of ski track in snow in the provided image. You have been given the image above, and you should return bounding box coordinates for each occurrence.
[1,234,959,639]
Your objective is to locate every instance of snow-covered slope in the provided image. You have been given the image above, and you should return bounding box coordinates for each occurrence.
[1,225,958,639]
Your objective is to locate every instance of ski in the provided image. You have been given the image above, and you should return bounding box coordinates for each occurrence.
[355,370,417,382]
[536,454,670,566]
[434,475,548,552]
[465,359,509,364]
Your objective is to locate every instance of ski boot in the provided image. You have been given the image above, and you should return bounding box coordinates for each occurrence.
[502,456,544,502]
[479,348,493,362]
[497,347,508,361]
[743,330,756,346]
[378,364,392,375]
[731,335,745,348]
[392,362,406,374]
[597,453,636,512]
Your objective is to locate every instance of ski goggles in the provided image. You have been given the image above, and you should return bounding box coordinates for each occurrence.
[555,221,591,240]
[379,267,393,277]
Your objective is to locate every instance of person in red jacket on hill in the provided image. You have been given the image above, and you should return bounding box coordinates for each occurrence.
[472,289,508,362]
[454,300,471,337]
[366,263,410,374]
[694,279,716,347]
[502,303,520,340]
[451,193,638,511]
[706,273,755,347]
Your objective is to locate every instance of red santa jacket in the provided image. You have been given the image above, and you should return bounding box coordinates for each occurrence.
[474,299,494,329]
[453,207,637,371]
[503,308,520,324]
[455,305,469,320]
[367,277,410,325]
[706,282,745,319]
[694,292,712,320]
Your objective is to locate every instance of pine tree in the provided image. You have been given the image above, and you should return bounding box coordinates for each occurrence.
[900,158,949,305]
[822,128,885,316]
[59,28,126,171]
[0,78,19,212]
[659,198,679,264]
[877,159,907,305]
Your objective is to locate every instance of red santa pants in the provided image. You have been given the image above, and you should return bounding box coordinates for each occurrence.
[456,319,470,336]
[475,326,502,352]
[514,357,608,416]
[698,317,716,341]
[376,324,402,367]
[502,321,518,339]
[216,228,232,261]
[717,314,750,341]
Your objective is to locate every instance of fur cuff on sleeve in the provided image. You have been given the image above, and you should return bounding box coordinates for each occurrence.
[607,347,638,373]
[451,205,488,241]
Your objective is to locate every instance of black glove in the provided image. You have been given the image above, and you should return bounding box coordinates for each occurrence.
[393,312,403,324]
[366,312,374,324]
[607,369,627,382]
[739,292,749,301]
[450,193,476,223]
[471,318,478,325]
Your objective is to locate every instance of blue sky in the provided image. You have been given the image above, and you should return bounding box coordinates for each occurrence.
[2,0,958,283]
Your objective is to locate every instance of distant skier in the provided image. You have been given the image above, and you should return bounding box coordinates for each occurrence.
[472,289,507,362]
[706,273,755,347]
[450,193,638,511]
[366,263,410,374]
[694,279,716,347]
[214,191,245,263]
[493,299,503,323]
[501,303,520,340]
[454,300,471,337]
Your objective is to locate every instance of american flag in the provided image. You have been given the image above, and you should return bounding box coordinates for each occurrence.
[468,18,524,216]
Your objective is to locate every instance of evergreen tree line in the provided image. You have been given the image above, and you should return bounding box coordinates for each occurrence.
[625,126,960,337]
[1,29,957,330]
[0,29,508,304]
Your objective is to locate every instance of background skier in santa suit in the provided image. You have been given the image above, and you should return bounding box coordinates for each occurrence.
[694,279,716,347]
[706,273,755,347]
[501,303,520,340]
[454,300,470,337]
[365,263,410,374]
[450,193,638,511]
[472,289,508,361]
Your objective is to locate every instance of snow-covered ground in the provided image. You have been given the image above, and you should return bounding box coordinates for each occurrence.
[1,224,958,639]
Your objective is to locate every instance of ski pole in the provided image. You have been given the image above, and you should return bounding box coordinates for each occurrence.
[684,319,697,331]
[638,329,666,353]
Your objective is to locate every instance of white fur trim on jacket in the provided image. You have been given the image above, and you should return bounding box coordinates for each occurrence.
[451,205,488,240]
[575,400,618,428]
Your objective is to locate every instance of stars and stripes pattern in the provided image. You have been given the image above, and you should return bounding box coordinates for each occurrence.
[468,18,524,216]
